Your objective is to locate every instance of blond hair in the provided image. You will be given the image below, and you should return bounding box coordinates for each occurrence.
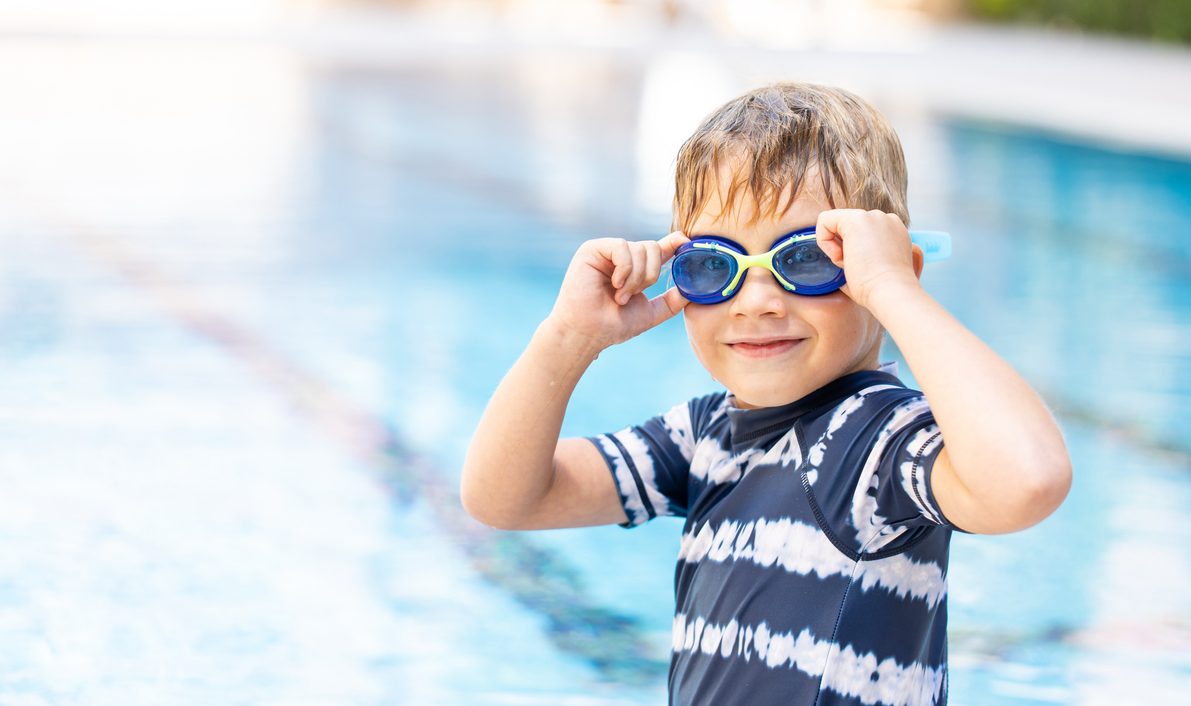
[672,82,910,233]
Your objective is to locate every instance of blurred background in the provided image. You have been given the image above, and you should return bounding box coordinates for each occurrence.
[0,1,1188,704]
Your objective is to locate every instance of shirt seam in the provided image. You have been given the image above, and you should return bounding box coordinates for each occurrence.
[812,576,855,706]
[814,505,895,706]
[858,425,948,558]
[796,422,862,563]
[911,430,944,524]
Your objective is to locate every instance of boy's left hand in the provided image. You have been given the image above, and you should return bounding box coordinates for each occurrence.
[815,209,923,310]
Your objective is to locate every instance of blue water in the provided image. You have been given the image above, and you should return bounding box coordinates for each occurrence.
[0,40,1187,704]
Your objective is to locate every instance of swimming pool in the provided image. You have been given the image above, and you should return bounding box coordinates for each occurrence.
[0,38,1187,705]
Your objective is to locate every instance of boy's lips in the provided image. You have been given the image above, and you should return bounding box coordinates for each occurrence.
[725,337,806,358]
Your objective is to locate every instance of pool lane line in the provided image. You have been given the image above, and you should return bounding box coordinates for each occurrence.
[1036,393,1189,470]
[68,227,668,686]
[949,616,1191,660]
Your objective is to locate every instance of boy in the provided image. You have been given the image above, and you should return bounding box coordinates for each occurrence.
[461,83,1071,705]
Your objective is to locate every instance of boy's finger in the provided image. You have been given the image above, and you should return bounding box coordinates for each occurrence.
[648,287,689,327]
[605,239,633,289]
[630,243,647,286]
[814,208,865,235]
[815,210,858,264]
[657,231,690,260]
[818,235,843,265]
[643,241,662,287]
[619,245,647,303]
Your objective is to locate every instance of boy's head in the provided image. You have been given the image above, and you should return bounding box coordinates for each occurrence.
[671,82,918,408]
[673,81,909,235]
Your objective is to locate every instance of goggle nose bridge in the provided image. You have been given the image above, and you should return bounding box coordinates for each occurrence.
[694,241,799,296]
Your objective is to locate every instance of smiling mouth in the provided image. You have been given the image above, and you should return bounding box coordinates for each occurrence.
[727,339,804,357]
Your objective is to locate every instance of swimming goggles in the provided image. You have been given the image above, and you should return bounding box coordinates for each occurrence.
[670,226,951,304]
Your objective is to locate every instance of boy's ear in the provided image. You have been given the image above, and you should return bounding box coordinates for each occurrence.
[911,245,925,280]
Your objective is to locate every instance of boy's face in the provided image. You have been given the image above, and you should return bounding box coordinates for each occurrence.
[681,179,884,409]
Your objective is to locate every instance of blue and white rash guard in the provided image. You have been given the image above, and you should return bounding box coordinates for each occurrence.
[589,369,964,706]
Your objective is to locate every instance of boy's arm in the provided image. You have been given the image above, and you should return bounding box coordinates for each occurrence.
[818,210,1072,535]
[460,233,690,531]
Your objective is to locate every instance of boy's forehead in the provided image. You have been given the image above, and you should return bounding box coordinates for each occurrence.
[690,166,834,236]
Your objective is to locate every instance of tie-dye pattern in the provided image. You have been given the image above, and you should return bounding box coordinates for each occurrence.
[587,370,958,706]
[671,615,945,706]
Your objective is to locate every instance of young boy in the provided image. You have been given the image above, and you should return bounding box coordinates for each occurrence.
[461,83,1071,705]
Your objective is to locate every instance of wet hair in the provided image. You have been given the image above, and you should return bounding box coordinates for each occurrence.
[672,82,910,233]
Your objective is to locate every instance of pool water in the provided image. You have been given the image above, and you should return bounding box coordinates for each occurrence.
[0,39,1187,705]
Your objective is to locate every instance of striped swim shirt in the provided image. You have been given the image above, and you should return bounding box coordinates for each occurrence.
[589,368,966,706]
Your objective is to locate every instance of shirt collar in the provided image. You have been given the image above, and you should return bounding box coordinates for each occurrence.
[724,363,903,453]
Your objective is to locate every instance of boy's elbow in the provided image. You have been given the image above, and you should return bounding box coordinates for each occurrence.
[461,488,513,530]
[459,467,527,531]
[1001,450,1072,532]
[960,449,1072,535]
[460,473,500,529]
[1025,451,1073,520]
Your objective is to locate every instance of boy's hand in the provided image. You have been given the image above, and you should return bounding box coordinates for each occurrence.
[815,209,923,310]
[546,232,691,353]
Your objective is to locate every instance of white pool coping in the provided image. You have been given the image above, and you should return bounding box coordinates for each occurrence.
[293,9,1191,161]
[3,7,1189,158]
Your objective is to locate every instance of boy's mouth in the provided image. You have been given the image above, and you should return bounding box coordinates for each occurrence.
[726,338,805,357]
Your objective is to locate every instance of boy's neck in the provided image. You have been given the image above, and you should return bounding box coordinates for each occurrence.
[727,361,899,411]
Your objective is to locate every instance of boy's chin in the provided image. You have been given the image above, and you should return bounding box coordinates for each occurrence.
[728,384,808,410]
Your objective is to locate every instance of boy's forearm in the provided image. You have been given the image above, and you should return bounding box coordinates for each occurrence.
[460,317,602,528]
[868,280,1072,528]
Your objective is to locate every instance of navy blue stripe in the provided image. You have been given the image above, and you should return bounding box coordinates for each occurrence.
[836,544,951,667]
[801,465,863,562]
[672,649,825,706]
[675,559,852,640]
[606,432,658,521]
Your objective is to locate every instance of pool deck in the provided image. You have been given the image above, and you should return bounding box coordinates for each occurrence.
[297,8,1191,161]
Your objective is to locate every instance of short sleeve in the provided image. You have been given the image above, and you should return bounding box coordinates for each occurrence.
[587,400,697,528]
[865,394,964,534]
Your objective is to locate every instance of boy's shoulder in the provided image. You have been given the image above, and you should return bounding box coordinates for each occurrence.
[814,369,928,434]
[685,389,732,438]
[800,369,933,465]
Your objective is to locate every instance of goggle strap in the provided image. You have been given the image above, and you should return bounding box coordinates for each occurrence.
[696,231,950,262]
[909,230,952,263]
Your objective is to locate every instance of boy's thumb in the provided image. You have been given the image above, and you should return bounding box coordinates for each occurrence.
[649,287,689,326]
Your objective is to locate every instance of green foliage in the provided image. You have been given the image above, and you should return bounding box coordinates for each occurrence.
[964,0,1191,43]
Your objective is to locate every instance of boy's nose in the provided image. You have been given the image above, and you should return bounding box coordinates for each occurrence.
[729,266,788,317]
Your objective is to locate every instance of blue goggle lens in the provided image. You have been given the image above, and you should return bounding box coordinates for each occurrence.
[672,250,736,297]
[773,239,839,287]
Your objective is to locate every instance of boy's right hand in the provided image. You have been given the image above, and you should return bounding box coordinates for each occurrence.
[545,231,691,353]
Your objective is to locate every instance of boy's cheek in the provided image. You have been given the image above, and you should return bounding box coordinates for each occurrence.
[682,309,722,374]
[682,306,719,342]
